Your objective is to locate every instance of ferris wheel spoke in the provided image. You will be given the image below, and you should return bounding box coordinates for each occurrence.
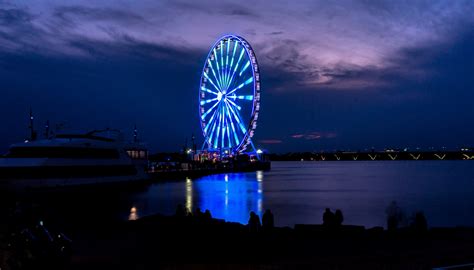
[226,40,238,89]
[204,108,219,133]
[201,86,219,96]
[224,99,247,134]
[236,95,254,100]
[226,77,253,96]
[201,99,220,120]
[239,61,251,77]
[224,40,232,89]
[208,120,218,146]
[213,48,224,89]
[214,105,225,148]
[200,97,219,105]
[222,105,231,148]
[225,98,241,111]
[219,41,226,89]
[207,59,222,90]
[221,108,226,148]
[203,72,221,92]
[225,107,240,147]
[226,47,245,89]
[207,107,220,144]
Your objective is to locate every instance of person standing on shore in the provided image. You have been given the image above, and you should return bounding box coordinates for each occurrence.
[248,211,261,232]
[323,208,335,227]
[262,209,274,231]
[335,209,344,227]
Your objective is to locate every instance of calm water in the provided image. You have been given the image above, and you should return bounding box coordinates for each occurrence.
[124,161,474,228]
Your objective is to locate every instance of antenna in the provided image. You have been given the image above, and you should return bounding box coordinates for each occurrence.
[191,133,196,153]
[44,120,50,139]
[133,124,138,143]
[28,107,37,141]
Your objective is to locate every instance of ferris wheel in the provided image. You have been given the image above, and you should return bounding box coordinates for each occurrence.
[199,35,261,154]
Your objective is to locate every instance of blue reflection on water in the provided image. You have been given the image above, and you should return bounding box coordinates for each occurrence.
[193,172,263,224]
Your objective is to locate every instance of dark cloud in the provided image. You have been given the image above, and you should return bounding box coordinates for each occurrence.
[0,7,32,25]
[53,6,147,26]
[259,139,283,144]
[0,1,473,153]
[268,31,283,35]
[170,1,258,18]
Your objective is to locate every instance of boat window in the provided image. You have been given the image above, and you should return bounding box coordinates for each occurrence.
[126,150,148,159]
[6,147,120,159]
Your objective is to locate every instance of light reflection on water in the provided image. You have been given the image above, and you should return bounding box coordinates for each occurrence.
[128,161,474,228]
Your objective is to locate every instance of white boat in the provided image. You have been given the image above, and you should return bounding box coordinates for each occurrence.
[0,129,149,189]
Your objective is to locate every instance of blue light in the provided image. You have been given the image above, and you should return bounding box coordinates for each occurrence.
[226,124,231,148]
[208,119,218,145]
[235,48,245,72]
[239,61,250,76]
[226,39,230,71]
[200,35,259,153]
[203,72,220,92]
[227,41,238,88]
[204,109,219,133]
[207,59,221,89]
[226,98,241,111]
[221,122,225,147]
[244,77,253,85]
[201,100,220,120]
[214,107,224,148]
[213,48,223,88]
[236,95,254,100]
[200,97,218,105]
[226,47,245,89]
[225,99,242,122]
[201,86,218,95]
[220,41,224,72]
[239,122,247,133]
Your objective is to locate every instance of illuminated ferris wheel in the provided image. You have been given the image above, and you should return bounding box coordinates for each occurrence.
[199,35,261,154]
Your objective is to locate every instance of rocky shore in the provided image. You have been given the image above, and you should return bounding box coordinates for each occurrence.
[60,214,474,269]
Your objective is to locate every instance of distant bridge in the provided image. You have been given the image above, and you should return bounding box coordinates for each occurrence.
[270,151,474,161]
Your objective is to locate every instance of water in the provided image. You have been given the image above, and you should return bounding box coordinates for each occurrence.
[4,161,474,229]
[124,161,474,228]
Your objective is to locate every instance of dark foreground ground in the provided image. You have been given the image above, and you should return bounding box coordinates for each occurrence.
[2,212,474,270]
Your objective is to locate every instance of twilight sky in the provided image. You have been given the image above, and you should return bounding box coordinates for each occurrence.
[1,0,473,153]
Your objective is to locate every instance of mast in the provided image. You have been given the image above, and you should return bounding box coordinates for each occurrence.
[28,107,37,141]
[133,124,138,143]
[44,120,50,139]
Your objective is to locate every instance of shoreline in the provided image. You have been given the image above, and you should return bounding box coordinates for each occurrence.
[72,213,474,269]
[2,205,474,269]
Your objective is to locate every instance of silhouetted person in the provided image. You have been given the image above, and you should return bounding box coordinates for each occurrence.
[262,209,274,231]
[248,211,261,232]
[204,209,212,220]
[386,201,404,231]
[335,209,344,227]
[194,207,203,218]
[323,208,335,227]
[411,211,428,234]
[175,204,185,217]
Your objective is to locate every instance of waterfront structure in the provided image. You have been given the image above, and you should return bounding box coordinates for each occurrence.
[199,35,261,156]
[0,129,148,188]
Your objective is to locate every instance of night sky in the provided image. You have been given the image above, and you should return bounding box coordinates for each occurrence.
[1,0,473,153]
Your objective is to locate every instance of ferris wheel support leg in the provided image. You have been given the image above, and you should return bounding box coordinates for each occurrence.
[249,140,260,160]
[201,141,208,151]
